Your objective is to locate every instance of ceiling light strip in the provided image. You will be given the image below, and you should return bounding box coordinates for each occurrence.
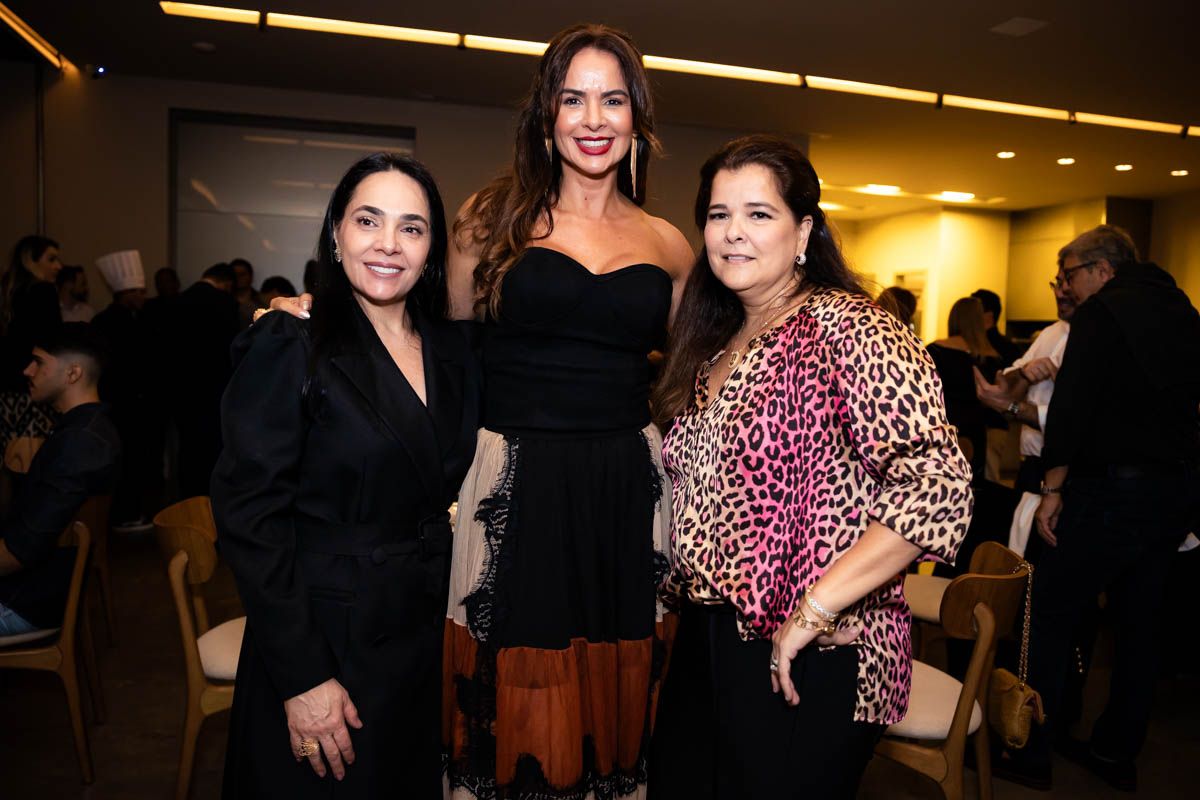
[264,12,461,47]
[805,75,938,104]
[1073,112,1183,135]
[942,94,1070,121]
[0,1,62,67]
[463,35,547,56]
[642,54,801,86]
[159,2,259,25]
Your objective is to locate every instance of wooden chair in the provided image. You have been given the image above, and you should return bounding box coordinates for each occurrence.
[0,522,96,783]
[4,435,44,473]
[76,492,116,646]
[154,496,244,800]
[877,542,1029,800]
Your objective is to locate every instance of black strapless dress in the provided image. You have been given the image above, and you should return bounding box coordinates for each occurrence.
[444,247,676,799]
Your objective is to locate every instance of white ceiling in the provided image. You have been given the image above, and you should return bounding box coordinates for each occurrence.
[9,0,1200,219]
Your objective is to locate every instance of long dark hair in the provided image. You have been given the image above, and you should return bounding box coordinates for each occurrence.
[2,235,58,334]
[457,23,661,318]
[653,136,866,425]
[310,153,448,355]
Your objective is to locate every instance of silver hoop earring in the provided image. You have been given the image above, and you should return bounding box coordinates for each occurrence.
[795,253,807,267]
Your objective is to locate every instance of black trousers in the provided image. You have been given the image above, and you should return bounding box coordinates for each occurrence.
[648,603,883,799]
[1025,466,1200,766]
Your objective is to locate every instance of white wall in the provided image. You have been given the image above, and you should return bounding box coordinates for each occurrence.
[1151,189,1200,304]
[1006,198,1106,321]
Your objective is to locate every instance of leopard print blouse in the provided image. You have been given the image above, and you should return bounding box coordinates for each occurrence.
[661,288,972,724]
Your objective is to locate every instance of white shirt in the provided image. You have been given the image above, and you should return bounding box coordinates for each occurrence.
[1003,319,1070,457]
[60,302,95,323]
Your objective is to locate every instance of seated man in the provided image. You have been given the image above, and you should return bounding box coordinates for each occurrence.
[0,323,121,635]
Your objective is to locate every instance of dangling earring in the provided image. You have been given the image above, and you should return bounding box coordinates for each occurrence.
[333,242,342,263]
[630,132,638,200]
[795,253,807,267]
[545,136,552,159]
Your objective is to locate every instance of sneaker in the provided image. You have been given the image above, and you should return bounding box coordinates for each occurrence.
[1056,737,1137,792]
[992,748,1052,791]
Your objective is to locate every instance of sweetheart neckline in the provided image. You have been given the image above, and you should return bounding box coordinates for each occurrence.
[524,246,671,281]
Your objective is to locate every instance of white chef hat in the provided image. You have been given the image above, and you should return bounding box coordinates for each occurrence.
[95,250,145,293]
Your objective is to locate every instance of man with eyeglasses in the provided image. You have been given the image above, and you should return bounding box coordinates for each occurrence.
[1007,225,1200,792]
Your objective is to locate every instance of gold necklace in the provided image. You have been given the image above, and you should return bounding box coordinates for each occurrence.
[726,295,803,368]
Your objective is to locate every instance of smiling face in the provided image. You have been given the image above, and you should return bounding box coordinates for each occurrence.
[704,164,813,307]
[333,170,432,309]
[552,47,634,181]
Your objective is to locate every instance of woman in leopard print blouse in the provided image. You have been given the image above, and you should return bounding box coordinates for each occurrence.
[647,136,972,798]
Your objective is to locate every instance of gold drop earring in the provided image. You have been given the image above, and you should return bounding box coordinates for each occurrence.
[545,136,552,159]
[630,132,638,200]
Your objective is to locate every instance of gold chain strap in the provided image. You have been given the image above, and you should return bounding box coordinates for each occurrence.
[1015,559,1034,688]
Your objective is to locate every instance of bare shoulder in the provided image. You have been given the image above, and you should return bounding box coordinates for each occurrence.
[642,213,695,278]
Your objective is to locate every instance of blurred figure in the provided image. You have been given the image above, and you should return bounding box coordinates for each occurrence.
[154,266,181,298]
[0,323,120,634]
[876,285,917,330]
[927,297,1001,481]
[0,235,63,447]
[56,266,95,323]
[971,288,1022,367]
[258,276,296,306]
[91,250,153,527]
[170,263,239,498]
[302,259,319,295]
[231,257,262,328]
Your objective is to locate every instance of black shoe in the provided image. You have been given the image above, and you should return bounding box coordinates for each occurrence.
[1056,737,1137,792]
[992,748,1052,791]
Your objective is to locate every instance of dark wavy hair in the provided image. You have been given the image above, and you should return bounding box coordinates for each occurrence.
[653,136,866,425]
[310,153,448,354]
[456,23,661,318]
[2,234,58,334]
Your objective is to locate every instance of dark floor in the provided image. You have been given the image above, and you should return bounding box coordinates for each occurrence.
[2,530,1198,799]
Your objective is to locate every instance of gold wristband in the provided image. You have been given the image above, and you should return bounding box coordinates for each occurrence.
[790,604,835,636]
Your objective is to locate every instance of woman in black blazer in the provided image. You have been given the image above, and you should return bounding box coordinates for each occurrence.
[211,153,480,798]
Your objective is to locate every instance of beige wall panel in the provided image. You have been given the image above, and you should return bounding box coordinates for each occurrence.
[1150,189,1200,305]
[0,62,38,264]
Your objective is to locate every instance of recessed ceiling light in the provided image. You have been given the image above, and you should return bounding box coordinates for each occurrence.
[996,151,1015,159]
[939,191,976,202]
[1057,157,1076,165]
[1171,169,1189,177]
[863,184,901,195]
[1114,164,1133,171]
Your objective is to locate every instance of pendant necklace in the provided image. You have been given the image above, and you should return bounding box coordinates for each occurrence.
[727,292,804,369]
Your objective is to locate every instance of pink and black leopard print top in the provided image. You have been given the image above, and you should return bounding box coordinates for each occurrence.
[661,288,972,724]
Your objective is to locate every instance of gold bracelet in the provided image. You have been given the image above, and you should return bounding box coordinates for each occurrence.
[789,604,835,636]
[804,586,838,623]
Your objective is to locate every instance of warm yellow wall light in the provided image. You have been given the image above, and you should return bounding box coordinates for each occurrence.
[939,191,975,202]
[942,94,1070,121]
[463,35,547,56]
[0,1,62,67]
[265,12,461,47]
[159,2,259,25]
[805,75,938,104]
[642,54,801,86]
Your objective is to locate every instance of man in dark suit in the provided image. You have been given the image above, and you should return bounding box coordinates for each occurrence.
[170,262,240,499]
[0,323,120,634]
[972,288,1023,367]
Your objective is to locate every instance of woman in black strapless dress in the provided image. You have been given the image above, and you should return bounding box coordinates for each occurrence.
[442,25,694,800]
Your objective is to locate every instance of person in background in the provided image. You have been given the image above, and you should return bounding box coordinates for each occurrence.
[258,276,296,306]
[155,266,181,298]
[0,235,63,447]
[0,323,120,634]
[1014,226,1200,792]
[231,257,262,328]
[650,135,970,797]
[926,297,1001,481]
[137,266,182,509]
[91,250,153,528]
[170,262,239,499]
[876,285,917,331]
[972,287,1022,367]
[56,266,95,323]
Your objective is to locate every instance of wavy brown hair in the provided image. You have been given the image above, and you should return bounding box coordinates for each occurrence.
[454,23,661,318]
[653,136,866,426]
[947,297,999,358]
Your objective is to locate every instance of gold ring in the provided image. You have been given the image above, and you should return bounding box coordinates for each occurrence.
[298,738,319,757]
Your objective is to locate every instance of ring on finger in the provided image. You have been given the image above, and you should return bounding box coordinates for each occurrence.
[298,738,319,757]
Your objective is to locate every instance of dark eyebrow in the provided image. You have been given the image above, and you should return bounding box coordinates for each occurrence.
[351,205,428,224]
[746,202,781,212]
[561,88,630,99]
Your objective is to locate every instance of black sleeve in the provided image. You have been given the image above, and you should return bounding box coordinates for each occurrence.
[2,429,115,568]
[1041,302,1113,470]
[209,312,339,700]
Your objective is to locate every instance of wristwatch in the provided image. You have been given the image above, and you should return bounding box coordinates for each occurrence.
[1003,401,1021,421]
[1039,482,1063,496]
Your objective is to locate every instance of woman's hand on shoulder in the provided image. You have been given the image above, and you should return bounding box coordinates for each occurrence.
[254,293,313,323]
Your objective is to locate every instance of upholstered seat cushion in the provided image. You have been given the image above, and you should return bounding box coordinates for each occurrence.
[198,616,245,680]
[904,573,951,624]
[0,627,60,648]
[887,660,982,739]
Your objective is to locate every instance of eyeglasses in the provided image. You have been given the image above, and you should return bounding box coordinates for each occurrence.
[1049,260,1098,290]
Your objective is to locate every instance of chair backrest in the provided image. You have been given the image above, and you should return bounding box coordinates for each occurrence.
[943,541,1028,638]
[4,436,45,474]
[153,498,219,633]
[74,493,112,559]
[55,521,92,650]
[166,548,210,692]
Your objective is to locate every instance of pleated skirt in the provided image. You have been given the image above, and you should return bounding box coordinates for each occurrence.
[443,424,677,800]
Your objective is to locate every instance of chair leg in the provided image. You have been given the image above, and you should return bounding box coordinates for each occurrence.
[97,562,117,647]
[58,661,94,784]
[973,727,993,800]
[78,607,106,723]
[175,700,205,800]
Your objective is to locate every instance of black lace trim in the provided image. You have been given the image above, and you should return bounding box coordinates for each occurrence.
[462,436,521,644]
[449,736,650,800]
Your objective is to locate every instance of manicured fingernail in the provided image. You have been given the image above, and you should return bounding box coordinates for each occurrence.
[300,311,310,319]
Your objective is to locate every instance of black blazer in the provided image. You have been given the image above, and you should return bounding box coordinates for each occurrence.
[211,303,481,701]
